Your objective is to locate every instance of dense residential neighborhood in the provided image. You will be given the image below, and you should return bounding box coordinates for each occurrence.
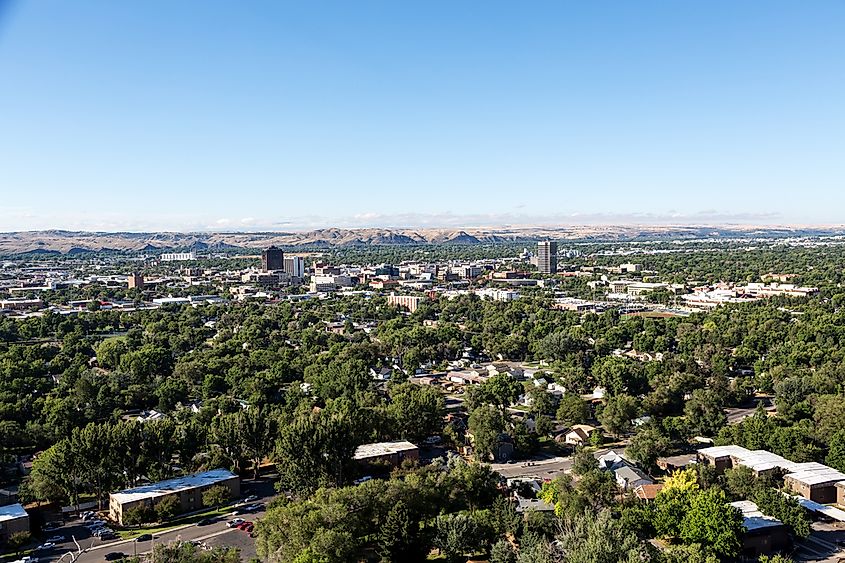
[0,237,844,562]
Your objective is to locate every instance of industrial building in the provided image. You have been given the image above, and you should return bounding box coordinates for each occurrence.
[109,469,240,525]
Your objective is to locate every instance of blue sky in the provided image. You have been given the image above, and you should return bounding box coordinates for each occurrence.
[1,1,844,231]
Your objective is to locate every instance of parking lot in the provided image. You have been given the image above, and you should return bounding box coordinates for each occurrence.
[24,477,275,562]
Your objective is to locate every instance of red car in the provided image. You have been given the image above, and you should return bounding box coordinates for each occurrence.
[243,524,254,533]
[236,521,252,530]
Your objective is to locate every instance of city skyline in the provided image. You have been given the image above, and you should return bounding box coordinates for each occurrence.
[2,1,845,231]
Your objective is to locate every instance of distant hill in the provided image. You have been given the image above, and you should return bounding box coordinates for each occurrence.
[0,225,843,255]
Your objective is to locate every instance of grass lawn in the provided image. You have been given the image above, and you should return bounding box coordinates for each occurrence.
[117,506,236,540]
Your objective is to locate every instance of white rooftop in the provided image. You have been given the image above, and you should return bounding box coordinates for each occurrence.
[789,494,845,522]
[698,445,751,459]
[110,469,237,504]
[785,466,845,486]
[730,500,783,532]
[0,503,28,522]
[353,440,418,460]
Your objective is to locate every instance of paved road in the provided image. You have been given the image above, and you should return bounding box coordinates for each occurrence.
[35,479,275,562]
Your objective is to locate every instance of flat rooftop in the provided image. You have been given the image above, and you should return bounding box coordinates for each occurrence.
[785,466,845,486]
[353,440,418,460]
[698,445,751,459]
[0,503,28,522]
[110,469,237,504]
[730,500,783,532]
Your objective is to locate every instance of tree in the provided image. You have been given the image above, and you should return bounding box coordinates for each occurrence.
[571,448,598,476]
[753,487,810,538]
[598,394,638,437]
[556,394,589,427]
[274,412,357,495]
[124,504,156,526]
[155,495,180,521]
[7,531,31,555]
[387,383,446,443]
[468,405,507,461]
[376,501,423,563]
[149,542,241,562]
[663,468,700,494]
[722,465,758,500]
[433,513,479,563]
[202,484,232,508]
[625,424,670,471]
[684,389,726,437]
[555,509,653,563]
[814,394,845,442]
[239,407,277,479]
[826,430,845,472]
[490,539,517,563]
[679,488,743,559]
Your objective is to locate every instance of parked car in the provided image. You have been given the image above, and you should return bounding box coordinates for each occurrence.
[45,535,65,543]
[227,518,245,528]
[104,552,125,561]
[34,543,55,551]
[135,534,153,542]
[196,518,215,526]
[242,494,258,503]
[236,521,253,530]
[94,528,114,537]
[353,476,373,485]
[243,524,254,533]
[99,532,118,541]
[42,522,62,531]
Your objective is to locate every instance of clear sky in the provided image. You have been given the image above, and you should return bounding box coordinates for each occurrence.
[1,1,844,231]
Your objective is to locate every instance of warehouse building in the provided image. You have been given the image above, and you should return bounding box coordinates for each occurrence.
[0,503,29,544]
[109,469,240,525]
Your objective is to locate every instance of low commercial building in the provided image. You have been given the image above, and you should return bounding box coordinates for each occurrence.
[0,503,29,543]
[783,465,845,504]
[698,445,845,503]
[730,500,791,557]
[697,445,755,473]
[109,469,240,525]
[353,441,419,467]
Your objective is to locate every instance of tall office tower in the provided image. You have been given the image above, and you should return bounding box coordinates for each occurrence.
[537,241,558,274]
[127,273,145,289]
[283,256,305,278]
[262,246,284,272]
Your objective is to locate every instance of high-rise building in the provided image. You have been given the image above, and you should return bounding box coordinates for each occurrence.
[537,241,558,274]
[283,256,305,278]
[127,273,145,289]
[262,246,284,272]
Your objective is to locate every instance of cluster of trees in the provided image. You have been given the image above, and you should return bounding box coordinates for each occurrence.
[7,243,845,559]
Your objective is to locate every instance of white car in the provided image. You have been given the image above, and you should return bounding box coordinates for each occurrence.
[34,542,55,551]
[45,535,65,543]
[226,518,245,528]
[353,476,373,485]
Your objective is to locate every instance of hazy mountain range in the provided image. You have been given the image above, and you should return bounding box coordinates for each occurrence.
[0,225,843,255]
